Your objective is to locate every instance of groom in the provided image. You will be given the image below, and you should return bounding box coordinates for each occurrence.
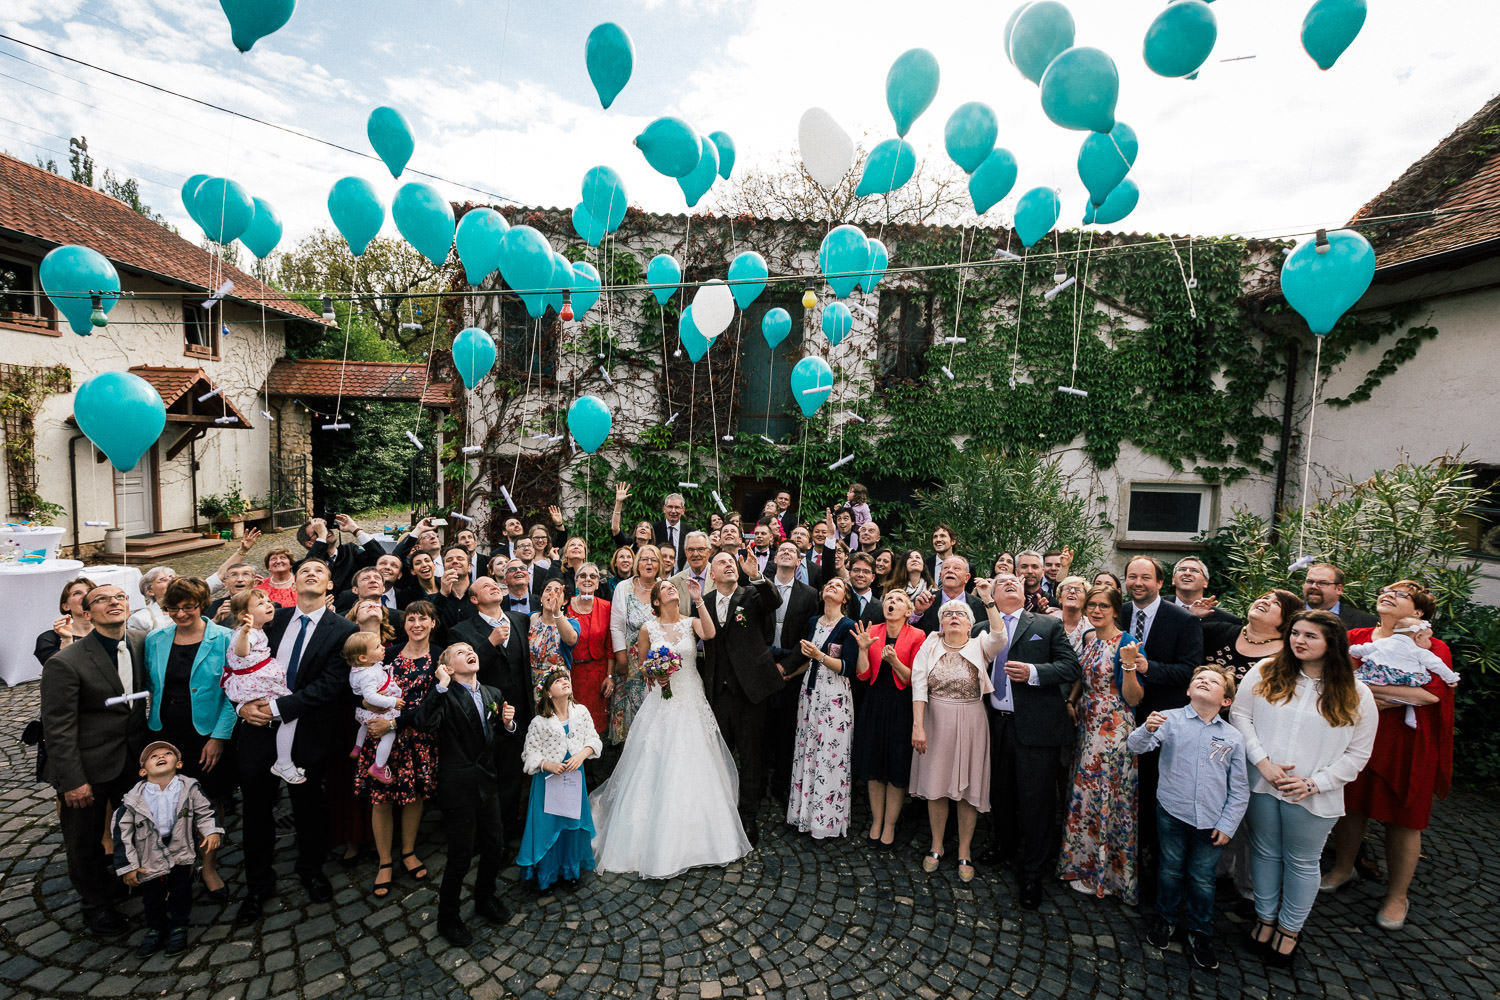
[702,550,784,846]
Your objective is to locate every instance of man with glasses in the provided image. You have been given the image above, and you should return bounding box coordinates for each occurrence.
[1169,557,1240,627]
[653,493,695,574]
[39,585,148,938]
[1302,562,1377,627]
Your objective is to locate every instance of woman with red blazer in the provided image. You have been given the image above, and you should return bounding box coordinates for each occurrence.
[851,589,926,850]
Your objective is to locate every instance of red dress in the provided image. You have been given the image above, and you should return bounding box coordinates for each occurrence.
[258,576,297,608]
[568,597,614,728]
[1343,628,1455,830]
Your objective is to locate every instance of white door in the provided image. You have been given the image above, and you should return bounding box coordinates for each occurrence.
[114,452,154,536]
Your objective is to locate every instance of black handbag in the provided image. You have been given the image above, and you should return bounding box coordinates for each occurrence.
[20,719,45,783]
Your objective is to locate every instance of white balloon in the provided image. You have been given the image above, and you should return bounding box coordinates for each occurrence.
[798,107,854,191]
[691,280,735,340]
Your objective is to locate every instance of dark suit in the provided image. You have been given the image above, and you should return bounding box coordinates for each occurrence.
[915,590,986,634]
[297,536,385,596]
[448,611,531,833]
[1334,601,1379,628]
[979,610,1081,884]
[703,578,783,822]
[765,577,819,796]
[651,520,694,572]
[849,587,884,625]
[411,680,515,922]
[40,629,148,924]
[236,605,358,896]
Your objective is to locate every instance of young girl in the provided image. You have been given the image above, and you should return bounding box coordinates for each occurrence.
[845,483,871,528]
[345,632,403,784]
[517,667,602,891]
[224,589,302,785]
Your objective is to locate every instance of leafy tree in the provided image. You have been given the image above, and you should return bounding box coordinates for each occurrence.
[68,136,93,187]
[313,400,438,513]
[100,169,168,226]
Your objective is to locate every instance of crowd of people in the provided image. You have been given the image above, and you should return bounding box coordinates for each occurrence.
[35,488,1457,970]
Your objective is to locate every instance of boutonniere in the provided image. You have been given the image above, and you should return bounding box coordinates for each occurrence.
[734,608,747,626]
[486,700,499,717]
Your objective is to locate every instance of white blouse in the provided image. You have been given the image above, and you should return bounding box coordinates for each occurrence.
[521,703,604,776]
[909,629,1006,703]
[1229,660,1378,819]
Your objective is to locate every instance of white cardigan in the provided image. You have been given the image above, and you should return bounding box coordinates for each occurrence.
[909,629,1006,703]
[522,703,604,776]
[1229,661,1378,819]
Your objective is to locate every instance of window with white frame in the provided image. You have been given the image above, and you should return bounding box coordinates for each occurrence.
[0,254,54,330]
[1123,482,1215,543]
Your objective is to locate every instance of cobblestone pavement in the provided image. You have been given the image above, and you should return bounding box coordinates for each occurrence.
[0,680,1494,1000]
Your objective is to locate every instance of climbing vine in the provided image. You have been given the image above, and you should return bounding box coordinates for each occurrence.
[0,363,72,520]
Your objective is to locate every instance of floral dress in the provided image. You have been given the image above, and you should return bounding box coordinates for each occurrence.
[787,618,855,839]
[608,591,652,745]
[1058,631,1138,903]
[353,647,439,805]
[529,615,580,698]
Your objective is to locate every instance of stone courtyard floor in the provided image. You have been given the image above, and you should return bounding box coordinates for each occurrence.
[0,679,1494,1000]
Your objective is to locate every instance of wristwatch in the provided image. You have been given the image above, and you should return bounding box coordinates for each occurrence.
[983,600,996,608]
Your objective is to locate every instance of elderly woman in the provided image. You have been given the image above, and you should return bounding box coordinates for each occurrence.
[786,577,861,840]
[1203,589,1303,684]
[258,548,297,608]
[1050,575,1095,654]
[529,579,580,694]
[910,583,1009,882]
[608,544,661,744]
[35,576,97,667]
[143,576,236,900]
[567,562,613,729]
[851,590,924,849]
[1231,610,1377,965]
[1323,580,1455,932]
[127,566,176,632]
[556,537,589,596]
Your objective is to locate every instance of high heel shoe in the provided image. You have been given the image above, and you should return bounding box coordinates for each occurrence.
[1248,917,1275,954]
[371,862,394,900]
[1265,927,1300,968]
[201,871,229,903]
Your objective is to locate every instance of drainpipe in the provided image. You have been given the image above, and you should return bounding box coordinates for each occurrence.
[1267,338,1300,545]
[190,436,200,532]
[68,431,85,555]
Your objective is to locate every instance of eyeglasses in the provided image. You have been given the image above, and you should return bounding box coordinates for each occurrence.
[1084,602,1115,611]
[1305,579,1338,587]
[1060,586,1085,595]
[1379,587,1415,599]
[163,605,201,615]
[89,593,130,605]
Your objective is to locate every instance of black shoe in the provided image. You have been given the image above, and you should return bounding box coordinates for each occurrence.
[1187,932,1219,971]
[438,919,473,947]
[1019,880,1043,910]
[85,909,128,940]
[1146,917,1176,949]
[134,928,164,958]
[163,926,190,957]
[232,895,264,927]
[474,896,511,925]
[301,873,333,903]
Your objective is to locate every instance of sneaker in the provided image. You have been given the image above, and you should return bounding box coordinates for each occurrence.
[1146,916,1176,950]
[367,763,394,784]
[134,928,164,958]
[270,761,306,785]
[163,926,190,957]
[1187,932,1219,971]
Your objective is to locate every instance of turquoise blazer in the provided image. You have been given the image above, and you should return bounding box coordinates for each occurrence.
[144,619,237,739]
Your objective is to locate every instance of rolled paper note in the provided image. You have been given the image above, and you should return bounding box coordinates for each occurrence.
[448,512,472,522]
[105,690,151,707]
[941,337,967,344]
[599,367,613,386]
[499,486,518,513]
[828,454,855,471]
[400,322,423,330]
[721,434,735,442]
[260,410,274,421]
[941,366,955,380]
[677,481,699,489]
[1043,276,1076,301]
[321,422,351,431]
[995,248,1022,261]
[711,490,728,513]
[196,386,223,402]
[1056,386,1089,397]
[759,435,775,444]
[404,429,423,449]
[84,520,110,527]
[800,386,831,396]
[664,412,679,426]
[461,445,482,454]
[847,413,866,423]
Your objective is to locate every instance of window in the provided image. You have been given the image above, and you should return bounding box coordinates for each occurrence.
[876,290,931,388]
[1123,483,1215,543]
[0,254,54,332]
[736,293,805,440]
[184,304,219,359]
[1459,464,1500,561]
[496,295,557,379]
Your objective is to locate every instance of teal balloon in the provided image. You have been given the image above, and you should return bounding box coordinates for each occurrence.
[789,356,834,418]
[859,239,888,294]
[1009,1,1075,84]
[1144,1,1218,78]
[180,174,209,230]
[193,177,254,244]
[761,308,792,349]
[327,177,385,257]
[603,192,627,233]
[677,137,719,208]
[1279,229,1375,335]
[455,207,508,285]
[944,102,998,174]
[886,48,940,138]
[367,106,415,179]
[74,371,166,472]
[855,138,916,197]
[821,302,853,346]
[498,225,555,318]
[571,261,602,320]
[451,327,497,390]
[709,131,736,180]
[241,197,282,259]
[572,203,606,247]
[391,182,455,267]
[679,306,709,362]
[1039,47,1119,133]
[647,254,681,306]
[968,147,1018,214]
[1302,0,1366,70]
[635,117,701,179]
[1014,187,1061,247]
[546,253,575,315]
[1077,122,1138,207]
[568,394,613,454]
[218,0,295,53]
[728,251,768,310]
[580,166,627,231]
[40,245,119,336]
[1003,3,1033,56]
[585,22,634,109]
[818,225,871,299]
[1082,179,1138,226]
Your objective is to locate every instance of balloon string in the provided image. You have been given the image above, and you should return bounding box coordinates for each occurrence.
[510,316,539,495]
[1010,252,1029,389]
[707,351,722,496]
[946,225,972,371]
[1166,238,1198,319]
[1068,230,1094,390]
[686,363,697,487]
[796,423,809,522]
[1296,336,1324,559]
[410,289,444,435]
[764,356,774,439]
[725,314,742,440]
[660,311,673,417]
[332,258,359,423]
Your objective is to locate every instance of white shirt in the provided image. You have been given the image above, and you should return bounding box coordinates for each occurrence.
[1130,596,1162,646]
[141,776,185,839]
[270,605,326,718]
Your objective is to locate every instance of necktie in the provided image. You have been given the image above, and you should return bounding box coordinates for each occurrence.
[116,639,133,697]
[1135,608,1147,642]
[717,593,729,624]
[990,614,1016,710]
[285,614,311,690]
[383,592,394,609]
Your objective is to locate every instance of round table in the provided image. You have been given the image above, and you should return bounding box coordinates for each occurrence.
[0,526,65,562]
[0,558,85,686]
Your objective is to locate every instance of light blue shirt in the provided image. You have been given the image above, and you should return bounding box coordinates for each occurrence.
[1128,704,1250,835]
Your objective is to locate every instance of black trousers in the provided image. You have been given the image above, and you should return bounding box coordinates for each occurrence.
[712,684,768,819]
[987,708,1062,883]
[61,765,135,923]
[1136,747,1162,901]
[438,786,504,923]
[762,673,800,800]
[140,864,193,930]
[238,756,329,896]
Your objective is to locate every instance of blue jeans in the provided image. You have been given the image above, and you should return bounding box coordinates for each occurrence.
[1155,805,1223,937]
[1246,792,1338,933]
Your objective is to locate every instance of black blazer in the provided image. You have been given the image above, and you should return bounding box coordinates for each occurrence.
[800,615,860,692]
[447,613,532,726]
[980,610,1081,747]
[1125,599,1205,720]
[1336,602,1379,629]
[850,586,885,625]
[298,537,385,596]
[702,579,784,705]
[39,630,149,791]
[409,680,513,805]
[915,591,986,634]
[255,606,359,766]
[773,579,820,673]
[651,520,695,572]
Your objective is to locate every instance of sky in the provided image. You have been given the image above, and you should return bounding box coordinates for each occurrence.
[0,0,1497,253]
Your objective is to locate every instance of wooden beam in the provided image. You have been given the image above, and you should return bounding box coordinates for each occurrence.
[165,426,207,462]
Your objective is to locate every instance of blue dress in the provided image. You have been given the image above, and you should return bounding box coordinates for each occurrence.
[516,724,597,890]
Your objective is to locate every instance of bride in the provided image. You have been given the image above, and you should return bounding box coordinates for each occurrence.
[591,577,751,878]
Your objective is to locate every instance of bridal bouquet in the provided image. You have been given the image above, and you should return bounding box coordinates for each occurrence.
[642,644,683,700]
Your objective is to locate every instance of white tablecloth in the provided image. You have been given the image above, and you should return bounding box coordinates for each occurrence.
[0,526,65,562]
[83,565,145,614]
[0,558,85,686]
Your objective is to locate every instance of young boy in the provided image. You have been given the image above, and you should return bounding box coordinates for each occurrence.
[411,643,517,946]
[1126,665,1249,971]
[112,741,223,957]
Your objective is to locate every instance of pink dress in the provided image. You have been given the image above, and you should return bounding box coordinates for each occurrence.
[222,627,290,705]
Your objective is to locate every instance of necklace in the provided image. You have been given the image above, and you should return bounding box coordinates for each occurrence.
[1241,626,1280,646]
[940,636,967,651]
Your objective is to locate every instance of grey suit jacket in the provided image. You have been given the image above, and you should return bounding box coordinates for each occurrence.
[40,630,149,792]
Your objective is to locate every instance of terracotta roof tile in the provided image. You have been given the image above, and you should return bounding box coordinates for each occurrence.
[128,365,253,429]
[0,153,324,324]
[265,359,454,408]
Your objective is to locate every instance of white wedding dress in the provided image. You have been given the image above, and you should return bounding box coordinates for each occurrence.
[591,618,751,878]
